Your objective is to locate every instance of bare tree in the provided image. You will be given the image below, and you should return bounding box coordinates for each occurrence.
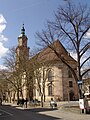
[31,52,54,107]
[0,73,8,101]
[34,65,51,107]
[36,1,90,98]
[2,47,34,102]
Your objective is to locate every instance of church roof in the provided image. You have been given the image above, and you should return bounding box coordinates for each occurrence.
[30,40,77,66]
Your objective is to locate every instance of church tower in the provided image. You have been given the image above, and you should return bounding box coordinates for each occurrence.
[16,24,30,67]
[15,24,31,100]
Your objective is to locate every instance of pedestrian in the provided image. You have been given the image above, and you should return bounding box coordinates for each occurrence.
[21,98,24,107]
[25,98,28,108]
[50,98,57,109]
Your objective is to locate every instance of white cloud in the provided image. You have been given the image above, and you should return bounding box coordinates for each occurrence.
[0,24,6,33]
[0,34,8,42]
[0,14,7,33]
[0,14,8,58]
[0,64,7,70]
[85,30,90,38]
[0,14,6,24]
[70,52,77,60]
[0,42,8,58]
[70,51,90,71]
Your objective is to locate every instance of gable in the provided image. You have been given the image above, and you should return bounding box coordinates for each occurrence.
[30,40,77,68]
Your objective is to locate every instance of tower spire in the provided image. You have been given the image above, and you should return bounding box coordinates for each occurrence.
[21,23,25,35]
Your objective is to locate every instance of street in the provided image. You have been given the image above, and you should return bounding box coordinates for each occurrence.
[0,103,90,120]
[0,104,59,120]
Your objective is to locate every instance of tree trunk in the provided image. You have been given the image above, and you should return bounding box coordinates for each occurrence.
[41,94,44,107]
[17,89,19,102]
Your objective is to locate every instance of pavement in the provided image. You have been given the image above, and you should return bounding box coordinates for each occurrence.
[2,101,80,111]
[1,101,90,120]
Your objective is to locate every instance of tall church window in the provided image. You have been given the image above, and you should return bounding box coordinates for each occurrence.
[69,81,73,87]
[48,85,53,96]
[38,72,41,83]
[68,69,72,78]
[48,70,54,81]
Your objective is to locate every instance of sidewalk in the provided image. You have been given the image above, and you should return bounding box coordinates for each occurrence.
[2,101,90,120]
[3,101,79,111]
[3,101,43,110]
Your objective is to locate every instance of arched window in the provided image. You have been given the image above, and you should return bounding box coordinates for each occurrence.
[48,70,54,81]
[69,91,74,101]
[69,81,73,87]
[68,69,72,78]
[48,85,53,96]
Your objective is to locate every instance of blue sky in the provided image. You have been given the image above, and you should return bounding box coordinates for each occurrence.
[0,0,90,68]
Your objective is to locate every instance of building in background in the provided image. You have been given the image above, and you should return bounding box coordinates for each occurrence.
[14,25,79,101]
[83,78,90,94]
[32,40,79,101]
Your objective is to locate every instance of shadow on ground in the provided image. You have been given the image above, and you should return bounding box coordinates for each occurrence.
[0,105,62,120]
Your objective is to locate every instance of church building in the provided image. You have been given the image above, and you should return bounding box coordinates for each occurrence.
[15,24,79,102]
